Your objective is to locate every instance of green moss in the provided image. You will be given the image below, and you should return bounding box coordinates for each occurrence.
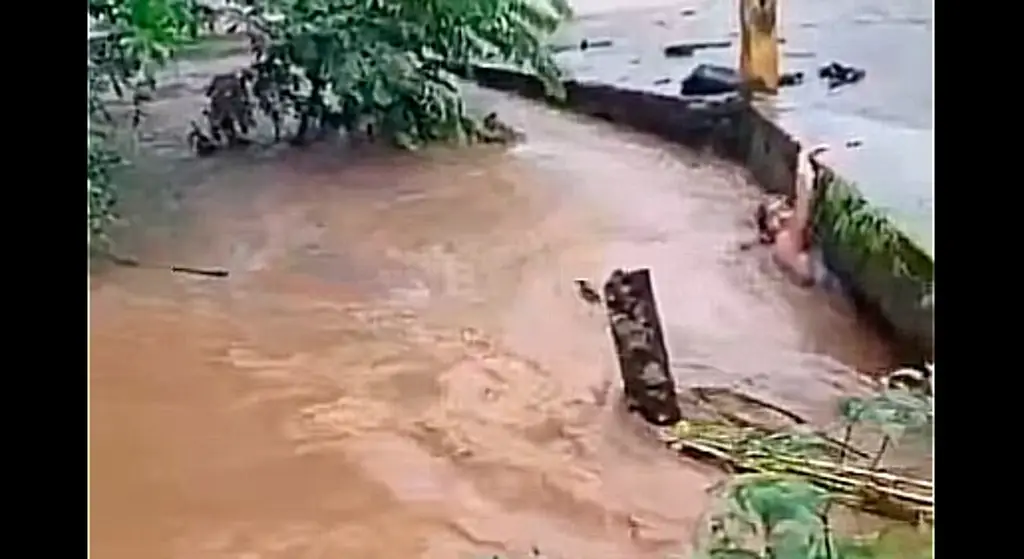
[812,168,933,291]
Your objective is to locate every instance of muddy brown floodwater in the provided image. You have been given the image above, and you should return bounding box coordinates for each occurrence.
[90,59,901,559]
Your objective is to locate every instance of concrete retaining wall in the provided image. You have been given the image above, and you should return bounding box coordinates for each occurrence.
[811,172,934,356]
[466,65,933,357]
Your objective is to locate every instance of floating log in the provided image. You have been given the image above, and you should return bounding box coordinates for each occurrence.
[602,268,682,426]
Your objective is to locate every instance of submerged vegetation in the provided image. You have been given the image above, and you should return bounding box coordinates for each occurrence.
[189,0,571,151]
[88,0,572,245]
[491,379,933,559]
[684,381,933,559]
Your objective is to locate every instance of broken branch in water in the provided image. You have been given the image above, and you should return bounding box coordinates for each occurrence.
[101,253,230,278]
[693,386,808,425]
[686,386,872,459]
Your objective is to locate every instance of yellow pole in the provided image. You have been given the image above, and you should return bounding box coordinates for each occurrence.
[739,0,780,93]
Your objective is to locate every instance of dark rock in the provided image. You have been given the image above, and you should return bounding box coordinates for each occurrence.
[680,9,697,16]
[680,64,741,96]
[552,39,614,53]
[779,71,804,87]
[818,61,866,89]
[664,44,696,58]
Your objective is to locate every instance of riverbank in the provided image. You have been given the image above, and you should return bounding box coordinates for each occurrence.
[462,0,933,357]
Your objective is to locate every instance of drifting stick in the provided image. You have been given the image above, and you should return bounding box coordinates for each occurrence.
[103,254,230,279]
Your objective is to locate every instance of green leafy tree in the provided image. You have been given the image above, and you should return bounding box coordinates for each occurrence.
[219,0,572,148]
[88,0,206,246]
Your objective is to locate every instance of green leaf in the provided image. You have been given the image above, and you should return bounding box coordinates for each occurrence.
[727,475,828,531]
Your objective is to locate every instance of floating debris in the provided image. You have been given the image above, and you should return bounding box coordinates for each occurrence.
[819,61,866,89]
[663,40,731,58]
[658,418,933,524]
[574,279,602,305]
[778,71,804,86]
[104,253,230,279]
[579,38,613,51]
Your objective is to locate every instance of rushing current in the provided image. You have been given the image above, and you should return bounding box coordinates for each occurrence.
[89,40,903,558]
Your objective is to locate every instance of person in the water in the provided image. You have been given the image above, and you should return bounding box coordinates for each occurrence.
[746,144,832,288]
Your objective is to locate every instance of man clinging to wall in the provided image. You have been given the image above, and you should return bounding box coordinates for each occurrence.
[745,144,834,288]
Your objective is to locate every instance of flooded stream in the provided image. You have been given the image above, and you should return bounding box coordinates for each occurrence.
[89,55,902,558]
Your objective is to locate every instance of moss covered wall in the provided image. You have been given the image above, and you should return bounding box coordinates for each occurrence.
[811,169,934,355]
[465,65,934,357]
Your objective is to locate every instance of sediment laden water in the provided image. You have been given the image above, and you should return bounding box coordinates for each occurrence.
[90,73,899,558]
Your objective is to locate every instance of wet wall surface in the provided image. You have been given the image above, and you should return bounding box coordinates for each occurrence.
[549,0,933,255]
